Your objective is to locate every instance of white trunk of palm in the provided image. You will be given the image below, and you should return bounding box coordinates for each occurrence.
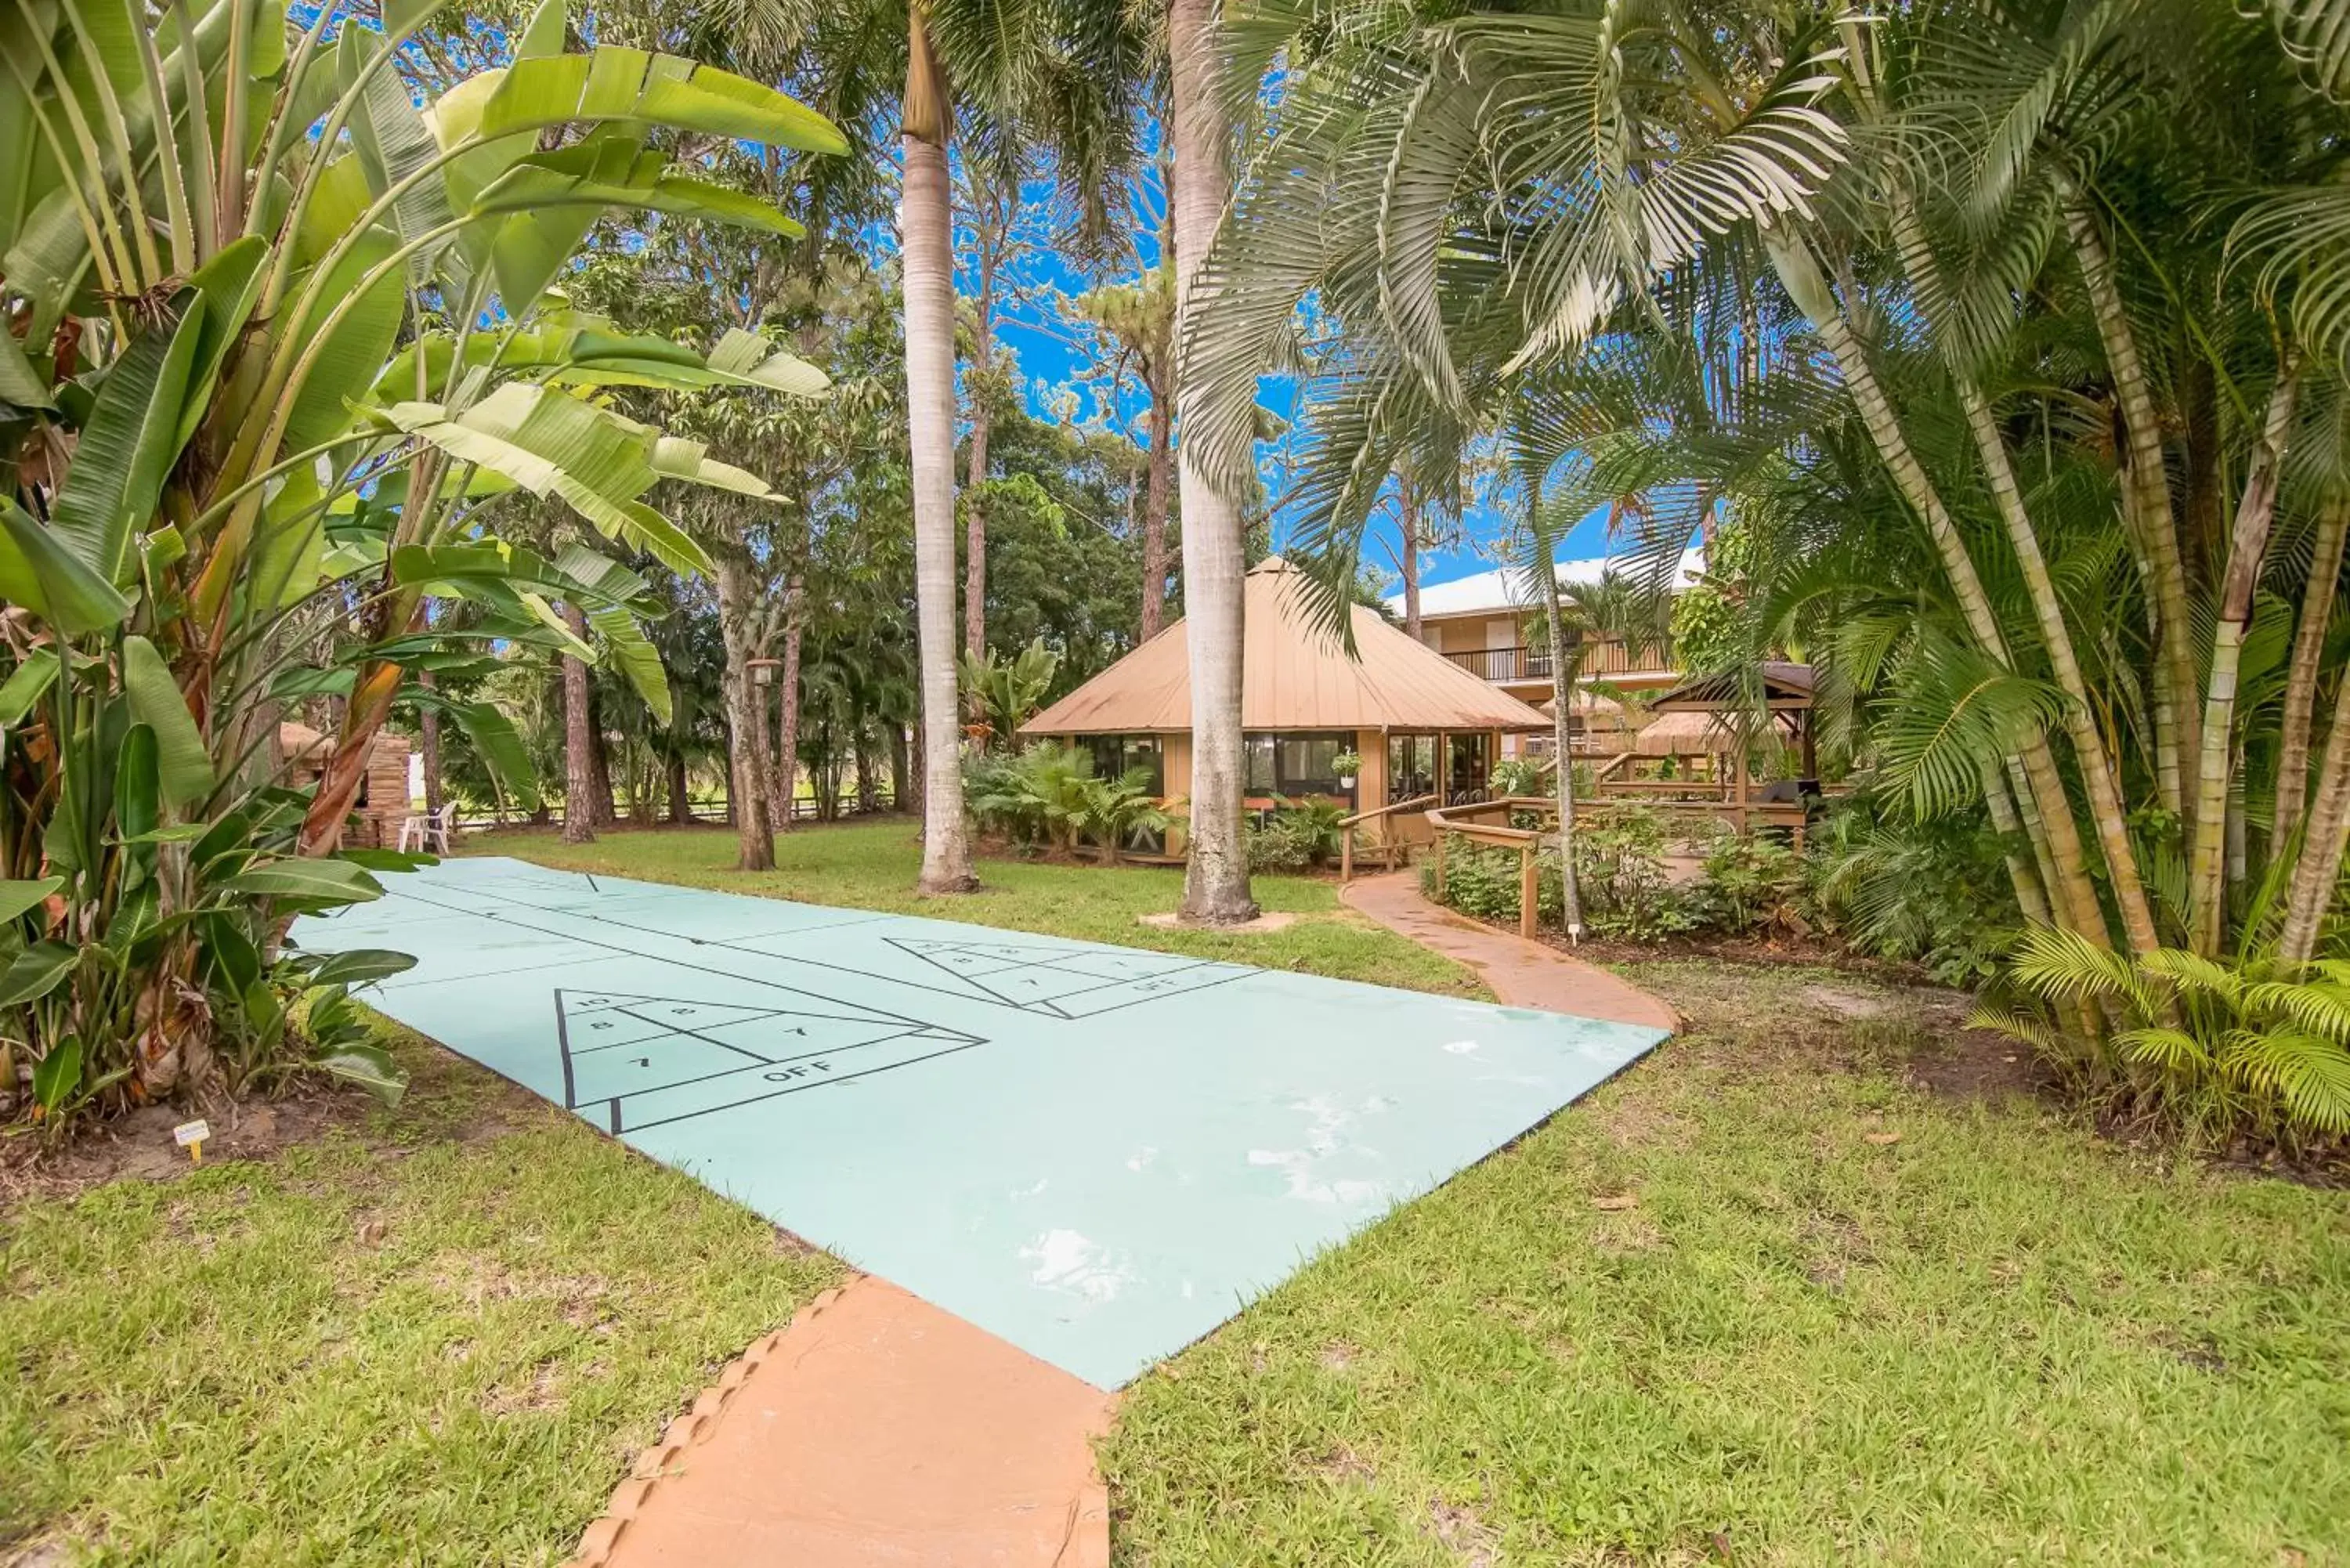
[2275,494,2349,857]
[1170,0,1256,923]
[2187,364,2298,953]
[1539,577,1585,941]
[901,56,976,893]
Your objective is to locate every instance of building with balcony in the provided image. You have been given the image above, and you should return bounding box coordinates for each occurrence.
[1383,549,1704,749]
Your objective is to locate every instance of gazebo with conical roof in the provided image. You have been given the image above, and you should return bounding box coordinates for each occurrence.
[1021,558,1551,854]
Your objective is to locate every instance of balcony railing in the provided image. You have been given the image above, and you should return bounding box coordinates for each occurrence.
[1442,638,1673,682]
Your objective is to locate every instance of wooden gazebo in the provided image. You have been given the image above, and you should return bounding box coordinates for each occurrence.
[1597,662,1818,840]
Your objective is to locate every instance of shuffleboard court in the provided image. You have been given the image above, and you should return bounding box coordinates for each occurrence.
[293,856,1667,1388]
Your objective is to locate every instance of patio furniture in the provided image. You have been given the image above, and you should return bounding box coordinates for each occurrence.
[398,803,456,854]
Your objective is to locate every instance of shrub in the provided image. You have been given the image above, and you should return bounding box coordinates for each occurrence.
[1490,756,1550,797]
[966,743,1095,854]
[1687,829,1808,936]
[1571,805,1700,941]
[1802,801,2017,984]
[1242,797,1346,873]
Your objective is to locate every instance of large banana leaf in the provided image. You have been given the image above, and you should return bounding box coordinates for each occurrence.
[376,319,828,402]
[0,498,134,634]
[44,301,204,583]
[476,49,851,155]
[385,384,773,576]
[120,634,213,807]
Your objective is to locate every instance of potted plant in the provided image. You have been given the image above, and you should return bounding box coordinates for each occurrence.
[1331,750,1363,787]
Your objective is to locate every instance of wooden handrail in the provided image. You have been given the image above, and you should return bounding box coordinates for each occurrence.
[1339,793,1438,829]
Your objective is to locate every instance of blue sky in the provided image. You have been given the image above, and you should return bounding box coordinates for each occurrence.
[962,167,1623,596]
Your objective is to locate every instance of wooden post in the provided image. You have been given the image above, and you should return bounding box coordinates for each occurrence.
[1340,826,1354,883]
[1518,843,1538,940]
[1431,829,1448,901]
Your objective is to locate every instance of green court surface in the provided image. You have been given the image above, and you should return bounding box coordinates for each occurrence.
[295,857,1666,1388]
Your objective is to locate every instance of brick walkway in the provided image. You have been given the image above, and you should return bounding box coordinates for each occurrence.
[1340,870,1681,1032]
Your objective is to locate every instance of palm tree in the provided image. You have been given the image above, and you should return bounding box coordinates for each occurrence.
[1070,258,1179,638]
[1171,0,1260,923]
[771,0,1144,894]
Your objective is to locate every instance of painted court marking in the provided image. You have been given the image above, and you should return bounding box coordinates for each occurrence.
[295,858,1666,1388]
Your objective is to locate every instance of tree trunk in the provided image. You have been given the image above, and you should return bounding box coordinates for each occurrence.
[1170,0,1257,925]
[1958,380,2161,956]
[418,670,442,817]
[1538,551,1584,941]
[560,602,596,846]
[775,584,804,833]
[964,255,996,659]
[1400,483,1423,641]
[902,75,977,892]
[1883,186,2159,952]
[2066,194,2198,819]
[1765,224,2111,945]
[2274,494,2348,856]
[1141,378,1173,641]
[891,723,911,812]
[2280,663,2350,963]
[2188,363,2300,954]
[667,750,691,824]
[1981,759,2053,929]
[717,555,774,872]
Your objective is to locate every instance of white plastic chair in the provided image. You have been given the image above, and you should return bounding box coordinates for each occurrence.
[398,803,456,854]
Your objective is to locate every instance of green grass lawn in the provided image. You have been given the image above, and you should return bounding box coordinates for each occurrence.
[1103,961,2350,1566]
[0,1034,840,1566]
[7,822,2346,1565]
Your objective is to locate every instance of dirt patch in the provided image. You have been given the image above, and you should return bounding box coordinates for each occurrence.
[0,1055,543,1207]
[1426,1495,1501,1566]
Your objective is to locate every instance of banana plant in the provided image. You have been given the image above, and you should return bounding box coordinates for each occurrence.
[0,0,844,1124]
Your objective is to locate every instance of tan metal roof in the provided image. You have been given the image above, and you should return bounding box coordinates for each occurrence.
[1022,558,1553,735]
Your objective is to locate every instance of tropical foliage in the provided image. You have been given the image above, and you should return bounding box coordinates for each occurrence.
[1204,0,2350,1140]
[0,0,841,1123]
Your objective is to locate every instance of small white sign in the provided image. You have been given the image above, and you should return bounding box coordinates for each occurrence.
[172,1118,211,1147]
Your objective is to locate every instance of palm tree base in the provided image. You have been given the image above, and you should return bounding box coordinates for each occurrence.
[918,872,982,895]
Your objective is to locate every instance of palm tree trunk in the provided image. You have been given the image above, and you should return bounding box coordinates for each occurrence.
[1764,225,2110,945]
[717,554,774,872]
[2188,363,2300,954]
[1539,572,1585,941]
[560,602,595,847]
[964,247,996,659]
[2064,194,2198,820]
[667,751,691,824]
[1958,382,2161,956]
[1170,0,1256,925]
[1981,759,2053,928]
[1401,482,1424,641]
[2280,664,2350,963]
[775,582,803,833]
[891,723,911,813]
[1141,374,1173,641]
[2274,494,2348,857]
[901,35,976,894]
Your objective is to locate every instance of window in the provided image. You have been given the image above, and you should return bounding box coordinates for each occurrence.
[1387,734,1436,804]
[1086,735,1166,794]
[1245,732,1356,797]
